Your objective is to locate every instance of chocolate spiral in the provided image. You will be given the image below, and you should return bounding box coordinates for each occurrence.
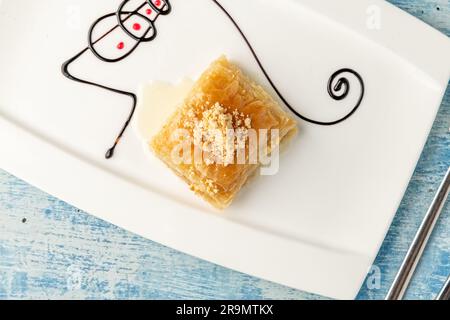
[325,68,365,125]
[210,0,365,126]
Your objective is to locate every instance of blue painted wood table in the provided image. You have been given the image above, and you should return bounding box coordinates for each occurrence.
[0,0,449,300]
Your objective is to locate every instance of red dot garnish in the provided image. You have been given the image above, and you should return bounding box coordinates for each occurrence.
[146,8,152,15]
[133,23,141,31]
[155,0,161,7]
[117,42,125,50]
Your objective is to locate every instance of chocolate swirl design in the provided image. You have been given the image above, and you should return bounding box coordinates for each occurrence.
[62,0,364,159]
[325,69,365,125]
[210,0,365,126]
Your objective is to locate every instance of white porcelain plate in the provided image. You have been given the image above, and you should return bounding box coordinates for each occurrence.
[1,0,449,299]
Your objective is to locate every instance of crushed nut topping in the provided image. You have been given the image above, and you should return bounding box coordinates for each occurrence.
[183,102,252,166]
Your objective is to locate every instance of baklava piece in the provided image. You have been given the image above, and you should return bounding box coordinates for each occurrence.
[151,56,297,209]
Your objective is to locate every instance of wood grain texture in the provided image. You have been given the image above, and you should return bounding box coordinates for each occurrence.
[0,0,449,300]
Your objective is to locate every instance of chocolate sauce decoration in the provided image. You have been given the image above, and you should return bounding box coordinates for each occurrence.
[210,0,365,126]
[62,0,171,159]
[62,0,364,159]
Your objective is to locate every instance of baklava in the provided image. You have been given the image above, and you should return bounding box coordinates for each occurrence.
[151,56,297,209]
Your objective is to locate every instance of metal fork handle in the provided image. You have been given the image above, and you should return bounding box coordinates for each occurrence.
[386,167,450,300]
[436,276,450,300]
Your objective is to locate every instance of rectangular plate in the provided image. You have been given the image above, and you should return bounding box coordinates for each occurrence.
[1,0,449,299]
